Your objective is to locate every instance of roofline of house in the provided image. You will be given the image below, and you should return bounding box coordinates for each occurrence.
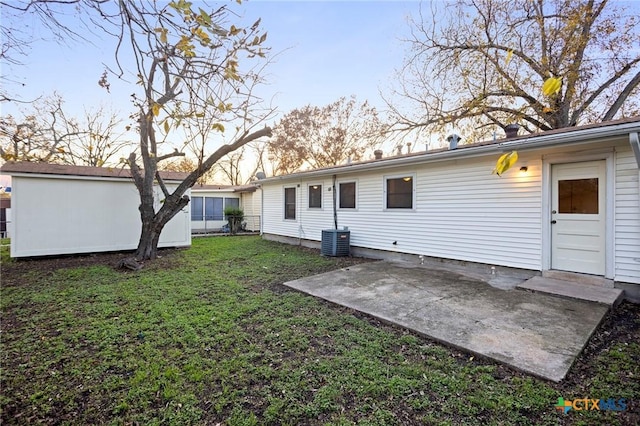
[191,184,258,193]
[257,119,640,183]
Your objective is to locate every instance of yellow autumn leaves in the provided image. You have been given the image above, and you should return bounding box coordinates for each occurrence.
[492,151,519,176]
[488,60,562,176]
[542,76,562,97]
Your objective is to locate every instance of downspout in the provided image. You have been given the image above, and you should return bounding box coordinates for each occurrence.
[332,174,338,230]
[259,184,263,236]
[630,132,640,168]
[298,180,303,245]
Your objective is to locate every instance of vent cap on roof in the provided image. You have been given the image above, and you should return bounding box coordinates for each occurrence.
[447,134,461,150]
[504,124,520,138]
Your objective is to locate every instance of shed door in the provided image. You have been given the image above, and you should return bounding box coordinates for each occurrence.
[551,161,606,275]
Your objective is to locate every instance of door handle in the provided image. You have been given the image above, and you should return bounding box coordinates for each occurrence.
[551,220,557,224]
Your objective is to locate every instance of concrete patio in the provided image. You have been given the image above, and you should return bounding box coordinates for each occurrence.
[283,261,616,382]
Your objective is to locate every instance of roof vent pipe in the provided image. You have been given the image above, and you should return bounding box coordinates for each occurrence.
[373,149,383,160]
[504,124,520,139]
[447,134,461,150]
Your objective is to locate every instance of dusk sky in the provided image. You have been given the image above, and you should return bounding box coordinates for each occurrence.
[2,0,639,184]
[2,0,420,121]
[1,0,426,186]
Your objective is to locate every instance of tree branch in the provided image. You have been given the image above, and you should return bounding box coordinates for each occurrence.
[603,70,640,121]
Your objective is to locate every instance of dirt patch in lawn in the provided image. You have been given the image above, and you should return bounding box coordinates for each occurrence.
[0,247,187,286]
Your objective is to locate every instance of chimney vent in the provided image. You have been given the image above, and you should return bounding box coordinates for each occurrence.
[504,124,520,139]
[447,134,461,150]
[373,149,383,160]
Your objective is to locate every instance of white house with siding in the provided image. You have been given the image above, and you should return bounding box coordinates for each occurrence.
[190,184,261,233]
[0,162,192,257]
[259,118,640,299]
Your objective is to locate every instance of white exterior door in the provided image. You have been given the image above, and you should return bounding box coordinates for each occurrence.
[551,161,606,275]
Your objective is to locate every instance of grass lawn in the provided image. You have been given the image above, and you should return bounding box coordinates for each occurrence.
[1,236,638,425]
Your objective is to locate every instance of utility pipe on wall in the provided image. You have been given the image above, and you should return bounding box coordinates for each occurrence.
[332,174,338,230]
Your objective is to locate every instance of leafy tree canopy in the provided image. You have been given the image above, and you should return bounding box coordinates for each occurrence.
[386,0,640,141]
[269,96,386,175]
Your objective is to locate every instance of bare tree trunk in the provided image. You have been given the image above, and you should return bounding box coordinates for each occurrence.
[134,190,189,260]
[136,221,162,260]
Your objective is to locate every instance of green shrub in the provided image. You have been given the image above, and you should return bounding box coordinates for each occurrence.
[224,206,244,234]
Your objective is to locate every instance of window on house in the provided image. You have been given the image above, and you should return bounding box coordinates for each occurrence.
[558,178,598,214]
[339,182,356,209]
[191,196,204,220]
[308,184,322,208]
[223,197,240,220]
[284,187,296,219]
[386,176,414,209]
[225,197,240,210]
[204,197,223,220]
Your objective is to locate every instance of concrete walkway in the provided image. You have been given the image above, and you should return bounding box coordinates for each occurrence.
[283,261,609,382]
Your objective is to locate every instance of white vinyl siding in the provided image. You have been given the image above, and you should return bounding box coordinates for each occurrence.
[262,181,333,240]
[260,135,640,281]
[10,176,190,257]
[241,191,261,232]
[262,156,542,270]
[614,146,640,283]
[343,158,542,270]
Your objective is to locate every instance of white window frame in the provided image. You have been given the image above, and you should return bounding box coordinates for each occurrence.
[307,183,323,210]
[384,173,416,210]
[283,186,297,220]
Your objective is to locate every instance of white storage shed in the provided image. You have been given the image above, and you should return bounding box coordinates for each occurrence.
[0,162,191,257]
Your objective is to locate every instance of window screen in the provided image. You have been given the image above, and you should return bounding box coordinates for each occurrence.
[205,197,223,220]
[284,187,296,219]
[191,197,204,221]
[339,182,356,209]
[309,185,322,208]
[225,198,240,209]
[386,176,413,209]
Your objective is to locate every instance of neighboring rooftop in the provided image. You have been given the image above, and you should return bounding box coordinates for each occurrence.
[192,183,259,193]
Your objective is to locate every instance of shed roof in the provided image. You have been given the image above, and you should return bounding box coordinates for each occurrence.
[0,162,190,181]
